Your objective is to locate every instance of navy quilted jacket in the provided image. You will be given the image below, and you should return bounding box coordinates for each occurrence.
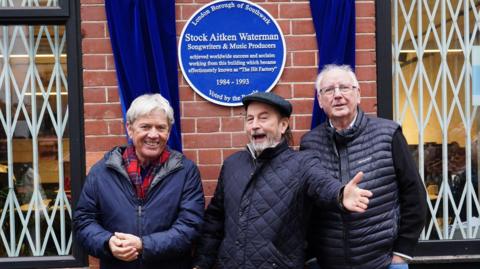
[193,141,343,269]
[73,146,205,269]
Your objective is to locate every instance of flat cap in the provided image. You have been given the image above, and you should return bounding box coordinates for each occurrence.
[242,92,292,117]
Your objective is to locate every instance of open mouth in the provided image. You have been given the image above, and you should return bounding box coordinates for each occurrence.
[252,133,267,142]
[144,140,160,147]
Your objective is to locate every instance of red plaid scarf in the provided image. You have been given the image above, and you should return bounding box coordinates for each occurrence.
[123,145,170,199]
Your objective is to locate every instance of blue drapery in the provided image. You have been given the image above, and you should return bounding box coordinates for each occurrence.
[105,0,182,151]
[309,0,356,128]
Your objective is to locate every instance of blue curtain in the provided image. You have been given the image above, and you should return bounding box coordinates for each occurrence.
[309,0,356,128]
[105,0,182,151]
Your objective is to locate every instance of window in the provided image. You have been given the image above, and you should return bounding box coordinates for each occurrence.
[0,0,85,268]
[377,0,480,259]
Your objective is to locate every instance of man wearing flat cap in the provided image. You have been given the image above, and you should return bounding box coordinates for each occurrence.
[192,92,373,269]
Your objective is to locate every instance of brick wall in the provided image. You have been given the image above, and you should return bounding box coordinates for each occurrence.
[80,0,376,267]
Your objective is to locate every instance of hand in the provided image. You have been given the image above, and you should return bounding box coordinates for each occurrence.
[392,255,406,264]
[115,232,143,253]
[342,172,373,213]
[108,235,138,261]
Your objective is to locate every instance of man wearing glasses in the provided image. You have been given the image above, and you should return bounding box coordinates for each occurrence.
[301,64,427,269]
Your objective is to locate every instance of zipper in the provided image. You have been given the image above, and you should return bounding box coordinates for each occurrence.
[137,202,143,266]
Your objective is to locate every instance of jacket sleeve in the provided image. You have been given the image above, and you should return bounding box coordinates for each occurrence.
[302,152,343,209]
[392,129,427,258]
[192,165,227,269]
[73,172,114,260]
[141,162,205,261]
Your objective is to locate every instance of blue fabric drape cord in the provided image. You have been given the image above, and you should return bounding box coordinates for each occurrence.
[105,0,182,151]
[309,0,356,129]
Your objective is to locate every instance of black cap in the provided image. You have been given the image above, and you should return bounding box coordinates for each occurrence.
[242,92,292,117]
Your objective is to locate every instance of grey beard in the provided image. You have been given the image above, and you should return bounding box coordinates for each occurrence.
[249,138,279,156]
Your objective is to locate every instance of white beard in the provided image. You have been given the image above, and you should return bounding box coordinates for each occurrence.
[249,136,279,156]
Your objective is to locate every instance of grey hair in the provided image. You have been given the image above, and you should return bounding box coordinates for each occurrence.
[126,93,175,127]
[315,64,359,95]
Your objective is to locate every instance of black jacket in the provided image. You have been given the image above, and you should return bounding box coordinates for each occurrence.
[194,141,344,269]
[301,110,426,269]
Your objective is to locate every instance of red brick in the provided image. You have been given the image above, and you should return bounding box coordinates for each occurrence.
[198,165,221,180]
[222,148,241,160]
[181,118,196,133]
[355,50,376,65]
[232,107,246,116]
[202,180,218,197]
[83,70,118,86]
[292,130,308,146]
[181,4,204,20]
[81,6,107,21]
[88,256,100,269]
[198,149,222,165]
[179,86,195,101]
[359,97,377,113]
[293,51,316,66]
[293,84,316,98]
[108,120,125,135]
[176,21,187,35]
[279,3,311,19]
[232,133,248,147]
[294,115,312,130]
[197,118,220,133]
[259,4,279,18]
[284,52,292,68]
[291,99,315,115]
[281,67,317,83]
[356,66,376,81]
[356,35,375,50]
[82,38,112,54]
[84,103,123,119]
[81,0,104,4]
[277,20,291,35]
[106,55,116,70]
[183,149,198,163]
[85,120,108,135]
[221,117,244,132]
[356,18,375,33]
[356,2,375,18]
[292,20,314,35]
[86,153,105,172]
[83,54,106,70]
[107,87,120,103]
[358,82,376,97]
[85,136,126,151]
[182,102,231,117]
[285,36,317,51]
[272,84,292,99]
[81,22,105,38]
[183,133,231,149]
[83,88,106,103]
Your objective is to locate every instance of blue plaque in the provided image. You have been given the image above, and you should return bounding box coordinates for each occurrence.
[178,0,286,106]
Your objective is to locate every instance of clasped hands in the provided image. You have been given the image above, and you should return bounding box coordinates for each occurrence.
[108,232,143,262]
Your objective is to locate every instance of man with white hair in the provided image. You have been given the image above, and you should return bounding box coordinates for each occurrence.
[74,94,204,269]
[193,92,373,269]
[301,64,427,269]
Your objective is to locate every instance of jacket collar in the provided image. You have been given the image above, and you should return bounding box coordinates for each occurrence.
[326,108,367,145]
[105,145,183,186]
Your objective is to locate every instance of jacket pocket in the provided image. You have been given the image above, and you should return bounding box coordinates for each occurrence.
[267,242,295,268]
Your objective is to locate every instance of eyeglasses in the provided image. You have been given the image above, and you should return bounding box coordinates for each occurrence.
[319,85,358,96]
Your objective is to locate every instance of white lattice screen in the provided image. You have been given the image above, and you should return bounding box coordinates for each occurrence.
[393,0,480,240]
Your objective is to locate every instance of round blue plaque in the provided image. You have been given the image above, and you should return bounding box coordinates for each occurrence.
[178,0,286,106]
